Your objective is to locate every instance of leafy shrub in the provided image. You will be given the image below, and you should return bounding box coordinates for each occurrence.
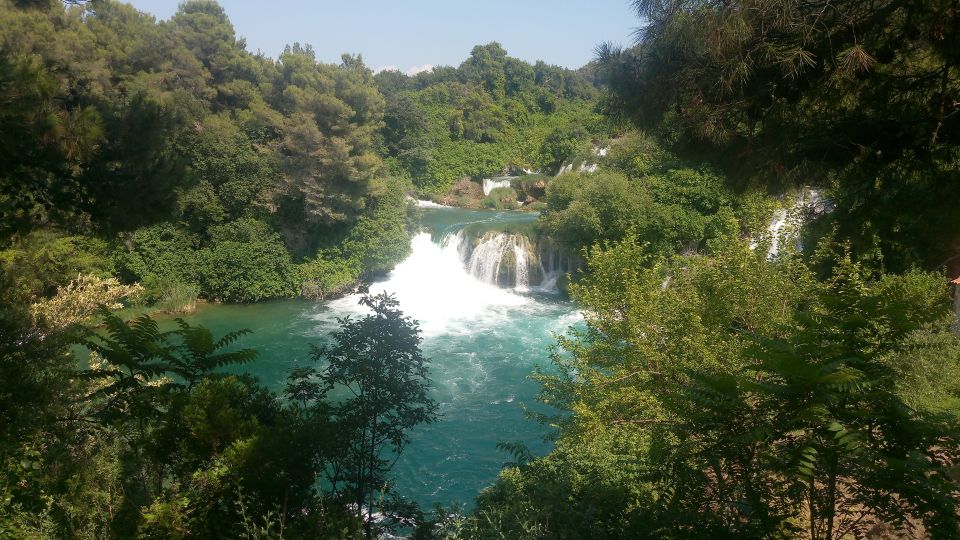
[144,277,199,314]
[194,221,300,303]
[0,231,114,300]
[603,131,675,178]
[298,256,360,300]
[482,187,519,210]
[114,223,197,287]
[341,177,415,274]
[31,274,143,329]
[540,125,590,173]
[541,167,736,254]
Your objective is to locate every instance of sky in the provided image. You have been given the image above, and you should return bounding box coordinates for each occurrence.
[125,0,640,73]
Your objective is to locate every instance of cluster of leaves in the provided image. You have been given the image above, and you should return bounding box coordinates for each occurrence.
[374,43,606,194]
[539,134,763,256]
[598,0,960,271]
[1,284,437,538]
[459,236,960,539]
[30,274,143,329]
[0,0,414,306]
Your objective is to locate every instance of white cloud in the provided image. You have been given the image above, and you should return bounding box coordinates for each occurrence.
[405,64,434,76]
[373,64,435,76]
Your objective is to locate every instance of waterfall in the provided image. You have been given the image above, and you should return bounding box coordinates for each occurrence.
[513,240,529,288]
[764,208,789,258]
[329,232,529,336]
[467,233,511,284]
[482,177,515,196]
[464,232,535,289]
[752,187,833,258]
[442,230,573,291]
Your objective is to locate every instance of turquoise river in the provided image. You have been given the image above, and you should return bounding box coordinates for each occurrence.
[174,206,582,509]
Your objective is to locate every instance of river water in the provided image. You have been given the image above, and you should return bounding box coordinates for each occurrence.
[176,206,580,509]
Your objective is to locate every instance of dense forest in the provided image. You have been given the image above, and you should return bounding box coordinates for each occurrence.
[2,0,960,538]
[374,42,600,195]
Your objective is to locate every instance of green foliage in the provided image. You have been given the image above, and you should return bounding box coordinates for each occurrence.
[539,124,590,173]
[599,0,960,269]
[114,223,198,294]
[0,230,113,300]
[291,291,438,537]
[645,260,960,538]
[376,43,603,195]
[0,284,78,537]
[1,298,389,538]
[299,177,416,299]
[481,187,519,210]
[195,221,300,303]
[540,160,736,255]
[0,0,410,308]
[341,177,417,275]
[298,256,362,301]
[467,236,960,538]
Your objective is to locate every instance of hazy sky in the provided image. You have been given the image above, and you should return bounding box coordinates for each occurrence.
[125,0,640,73]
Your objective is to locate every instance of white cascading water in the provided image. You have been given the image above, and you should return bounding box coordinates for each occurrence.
[292,206,587,510]
[465,232,532,289]
[534,246,568,292]
[467,233,509,284]
[763,208,790,258]
[752,188,831,258]
[482,177,514,196]
[512,240,529,289]
[326,232,530,337]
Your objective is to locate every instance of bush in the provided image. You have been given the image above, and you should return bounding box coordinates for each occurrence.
[194,224,300,303]
[31,274,143,329]
[114,223,197,287]
[141,277,199,314]
[482,187,519,210]
[603,131,675,178]
[298,255,361,300]
[342,177,415,274]
[540,125,590,173]
[541,167,736,254]
[0,230,114,300]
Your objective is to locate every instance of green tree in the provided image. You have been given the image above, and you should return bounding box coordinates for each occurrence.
[195,219,300,302]
[307,291,438,538]
[599,0,960,269]
[652,258,960,538]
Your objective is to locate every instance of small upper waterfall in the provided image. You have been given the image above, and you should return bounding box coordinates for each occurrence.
[752,188,832,258]
[482,177,515,195]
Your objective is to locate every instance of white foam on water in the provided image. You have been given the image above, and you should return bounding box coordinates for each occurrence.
[416,199,453,208]
[324,232,531,337]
